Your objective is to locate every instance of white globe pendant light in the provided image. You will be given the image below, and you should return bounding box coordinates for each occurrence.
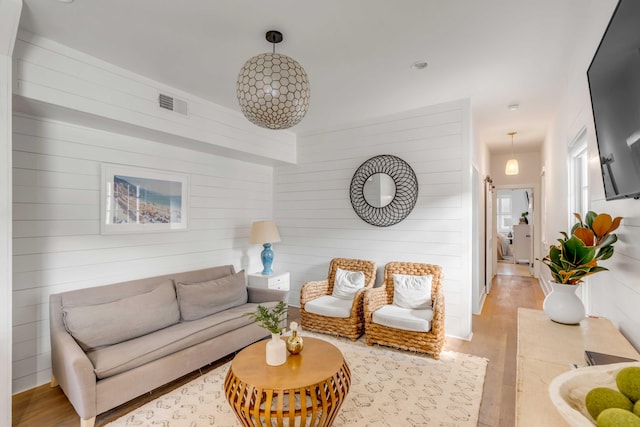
[236,30,310,130]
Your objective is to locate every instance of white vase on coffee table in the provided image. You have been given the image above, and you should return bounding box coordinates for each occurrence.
[266,333,287,366]
[543,281,585,325]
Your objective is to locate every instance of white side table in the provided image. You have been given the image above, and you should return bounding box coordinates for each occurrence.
[247,272,290,291]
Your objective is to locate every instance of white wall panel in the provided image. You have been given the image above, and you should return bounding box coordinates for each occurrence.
[0,51,14,427]
[11,114,273,393]
[541,0,640,352]
[274,100,473,339]
[0,7,21,421]
[13,32,296,165]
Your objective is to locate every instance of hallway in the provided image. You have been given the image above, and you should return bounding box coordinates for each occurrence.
[496,261,532,277]
[446,268,544,426]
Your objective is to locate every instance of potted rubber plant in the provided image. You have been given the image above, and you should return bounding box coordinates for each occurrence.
[246,301,288,365]
[540,211,622,324]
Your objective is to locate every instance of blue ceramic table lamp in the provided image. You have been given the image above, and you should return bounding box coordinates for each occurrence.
[249,220,281,275]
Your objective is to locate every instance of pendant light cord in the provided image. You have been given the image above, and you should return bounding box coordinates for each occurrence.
[509,131,517,156]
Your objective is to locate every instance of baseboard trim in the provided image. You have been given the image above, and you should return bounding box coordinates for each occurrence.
[539,275,552,296]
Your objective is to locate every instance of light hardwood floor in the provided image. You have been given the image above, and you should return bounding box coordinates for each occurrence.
[496,261,532,277]
[446,270,545,426]
[12,271,544,427]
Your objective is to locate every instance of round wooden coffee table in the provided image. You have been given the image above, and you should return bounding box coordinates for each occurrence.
[224,337,351,426]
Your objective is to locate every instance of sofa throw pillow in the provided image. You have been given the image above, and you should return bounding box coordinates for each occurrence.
[176,270,248,321]
[62,280,180,351]
[331,267,366,300]
[392,273,433,310]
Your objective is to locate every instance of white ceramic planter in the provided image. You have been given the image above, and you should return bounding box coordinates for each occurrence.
[543,282,585,325]
[266,333,287,366]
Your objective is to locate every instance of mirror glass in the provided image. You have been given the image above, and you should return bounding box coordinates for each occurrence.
[363,173,396,208]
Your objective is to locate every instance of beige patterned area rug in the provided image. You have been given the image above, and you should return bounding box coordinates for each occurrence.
[107,332,488,427]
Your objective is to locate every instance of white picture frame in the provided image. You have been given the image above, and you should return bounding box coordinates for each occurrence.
[101,164,189,234]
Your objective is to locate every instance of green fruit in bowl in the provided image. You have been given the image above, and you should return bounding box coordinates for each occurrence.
[617,367,640,402]
[596,408,640,426]
[634,400,640,418]
[586,387,633,420]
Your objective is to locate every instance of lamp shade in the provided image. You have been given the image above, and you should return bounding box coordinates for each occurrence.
[250,220,281,244]
[505,158,519,175]
[236,53,310,130]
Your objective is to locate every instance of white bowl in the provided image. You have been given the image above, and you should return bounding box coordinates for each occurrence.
[548,362,640,426]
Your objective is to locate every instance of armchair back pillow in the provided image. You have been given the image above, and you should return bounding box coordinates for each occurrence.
[331,267,365,300]
[392,274,433,310]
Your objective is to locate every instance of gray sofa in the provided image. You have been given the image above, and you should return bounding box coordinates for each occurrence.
[49,265,288,427]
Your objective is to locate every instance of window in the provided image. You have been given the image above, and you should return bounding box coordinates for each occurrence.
[568,128,590,310]
[569,129,588,227]
[497,193,513,233]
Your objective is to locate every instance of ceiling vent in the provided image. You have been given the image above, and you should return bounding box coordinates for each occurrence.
[158,93,188,116]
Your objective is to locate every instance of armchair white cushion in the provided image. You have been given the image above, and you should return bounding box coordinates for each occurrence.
[372,304,434,332]
[392,274,433,309]
[331,268,365,299]
[304,296,353,318]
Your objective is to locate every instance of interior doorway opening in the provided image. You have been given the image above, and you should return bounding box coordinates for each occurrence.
[495,187,534,277]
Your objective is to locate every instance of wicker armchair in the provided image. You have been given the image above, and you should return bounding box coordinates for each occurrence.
[364,262,444,359]
[300,258,376,340]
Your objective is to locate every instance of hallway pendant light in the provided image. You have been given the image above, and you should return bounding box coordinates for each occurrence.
[236,30,310,130]
[505,131,519,175]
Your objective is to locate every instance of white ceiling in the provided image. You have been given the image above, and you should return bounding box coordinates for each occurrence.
[17,0,616,154]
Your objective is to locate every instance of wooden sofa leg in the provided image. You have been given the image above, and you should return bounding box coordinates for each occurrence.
[50,375,58,387]
[80,417,96,427]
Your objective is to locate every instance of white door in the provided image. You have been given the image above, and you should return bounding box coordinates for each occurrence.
[485,178,494,294]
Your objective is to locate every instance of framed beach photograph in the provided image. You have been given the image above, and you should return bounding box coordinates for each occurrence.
[101,164,189,234]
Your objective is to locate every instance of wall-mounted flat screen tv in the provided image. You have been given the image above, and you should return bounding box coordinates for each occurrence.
[588,0,640,200]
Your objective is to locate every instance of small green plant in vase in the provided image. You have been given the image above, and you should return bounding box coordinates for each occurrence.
[246,301,288,334]
[246,301,288,365]
[539,211,622,324]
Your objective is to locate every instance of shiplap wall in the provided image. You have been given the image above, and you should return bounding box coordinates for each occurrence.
[13,31,296,165]
[11,114,273,393]
[541,0,640,351]
[1,52,15,426]
[274,100,473,340]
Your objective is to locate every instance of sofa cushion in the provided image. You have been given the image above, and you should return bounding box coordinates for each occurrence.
[62,280,180,351]
[372,304,433,332]
[331,268,365,300]
[392,273,433,310]
[304,295,353,318]
[175,270,248,321]
[87,301,278,379]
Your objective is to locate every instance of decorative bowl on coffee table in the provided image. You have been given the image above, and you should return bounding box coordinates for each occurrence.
[548,362,640,426]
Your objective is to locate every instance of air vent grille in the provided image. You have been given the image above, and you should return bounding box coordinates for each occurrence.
[158,93,188,116]
[159,93,173,111]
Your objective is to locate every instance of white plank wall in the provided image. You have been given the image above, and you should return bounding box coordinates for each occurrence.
[540,0,640,354]
[2,48,16,427]
[13,31,296,165]
[3,1,22,423]
[274,100,473,340]
[589,160,640,351]
[11,114,273,393]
